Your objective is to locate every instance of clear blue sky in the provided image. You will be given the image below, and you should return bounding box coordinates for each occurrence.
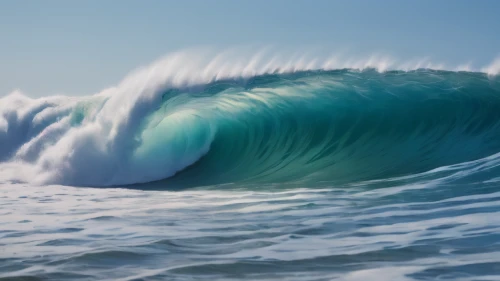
[1,0,499,97]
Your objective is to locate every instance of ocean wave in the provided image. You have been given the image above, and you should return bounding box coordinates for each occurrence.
[1,51,500,187]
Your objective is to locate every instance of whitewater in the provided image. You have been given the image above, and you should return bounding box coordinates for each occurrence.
[2,50,500,280]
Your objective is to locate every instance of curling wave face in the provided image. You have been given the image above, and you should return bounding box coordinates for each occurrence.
[1,52,500,187]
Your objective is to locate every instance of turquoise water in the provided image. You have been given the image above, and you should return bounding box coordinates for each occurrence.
[2,65,500,280]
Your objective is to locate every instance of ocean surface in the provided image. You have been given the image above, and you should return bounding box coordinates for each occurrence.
[2,53,500,280]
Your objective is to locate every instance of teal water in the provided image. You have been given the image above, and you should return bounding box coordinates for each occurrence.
[2,68,500,280]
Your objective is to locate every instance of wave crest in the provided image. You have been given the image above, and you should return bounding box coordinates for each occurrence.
[1,50,500,187]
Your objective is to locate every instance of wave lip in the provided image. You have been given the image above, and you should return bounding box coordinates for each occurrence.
[1,51,500,187]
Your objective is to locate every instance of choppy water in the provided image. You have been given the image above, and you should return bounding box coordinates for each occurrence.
[2,154,500,280]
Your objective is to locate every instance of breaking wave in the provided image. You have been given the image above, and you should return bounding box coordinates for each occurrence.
[1,50,500,187]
